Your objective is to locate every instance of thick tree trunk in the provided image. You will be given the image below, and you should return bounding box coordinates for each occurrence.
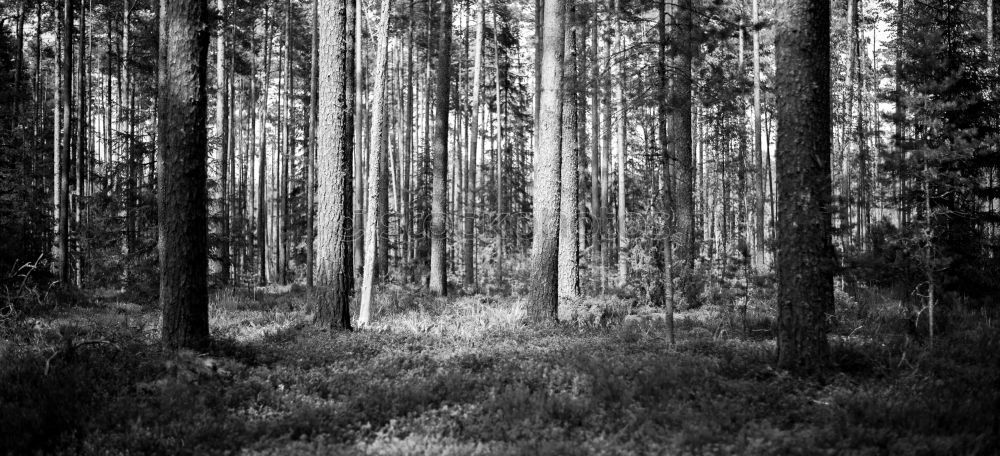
[775,0,834,372]
[314,0,355,330]
[558,2,579,299]
[159,0,210,350]
[527,0,564,322]
[359,0,393,324]
[429,0,453,296]
[464,0,485,287]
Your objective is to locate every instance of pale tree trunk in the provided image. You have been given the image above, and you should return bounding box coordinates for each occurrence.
[53,14,67,284]
[775,0,834,372]
[306,0,318,287]
[60,0,72,285]
[558,1,579,299]
[752,0,765,271]
[314,0,355,330]
[590,19,600,263]
[217,0,230,284]
[353,0,364,277]
[429,0,453,296]
[159,0,210,350]
[257,8,271,285]
[527,0,564,322]
[359,0,393,325]
[614,1,627,288]
[464,0,485,287]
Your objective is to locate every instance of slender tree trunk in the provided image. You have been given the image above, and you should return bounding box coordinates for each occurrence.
[464,0,485,287]
[59,0,72,285]
[314,0,355,330]
[257,8,271,285]
[590,19,600,263]
[657,0,675,345]
[752,0,765,271]
[53,11,66,284]
[353,0,364,277]
[429,0,453,296]
[217,0,230,284]
[775,0,833,372]
[558,2,579,298]
[159,0,211,350]
[527,0,564,322]
[76,0,87,287]
[614,2,627,288]
[359,0,393,324]
[306,0,319,287]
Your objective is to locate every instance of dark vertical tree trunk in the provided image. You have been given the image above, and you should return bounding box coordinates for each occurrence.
[775,0,834,372]
[658,0,675,345]
[314,0,355,330]
[464,0,485,287]
[558,1,579,299]
[670,0,695,306]
[159,0,211,350]
[76,0,88,287]
[527,0,564,322]
[430,0,453,296]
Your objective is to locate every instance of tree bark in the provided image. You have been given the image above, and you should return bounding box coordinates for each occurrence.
[752,0,765,271]
[306,0,318,287]
[314,0,355,330]
[430,0,453,296]
[558,1,579,298]
[669,0,695,307]
[159,0,211,350]
[775,0,834,372]
[527,0,564,322]
[464,0,485,287]
[359,0,393,324]
[217,0,230,284]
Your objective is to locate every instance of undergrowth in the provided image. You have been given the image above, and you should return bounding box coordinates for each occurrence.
[1,286,997,455]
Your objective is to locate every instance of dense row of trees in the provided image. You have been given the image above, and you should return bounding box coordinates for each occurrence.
[1,0,996,370]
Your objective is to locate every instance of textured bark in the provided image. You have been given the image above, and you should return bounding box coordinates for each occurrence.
[53,19,67,284]
[359,0,392,325]
[658,0,675,344]
[306,0,318,287]
[464,0,485,287]
[314,0,355,330]
[217,0,230,284]
[775,0,834,372]
[590,21,600,261]
[558,2,579,299]
[752,0,765,271]
[159,0,210,350]
[527,0,564,322]
[429,0,453,296]
[669,0,695,306]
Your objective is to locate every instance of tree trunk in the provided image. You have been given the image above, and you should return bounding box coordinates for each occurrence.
[60,0,72,285]
[590,18,600,263]
[752,0,765,271]
[614,2,627,288]
[314,0,355,330]
[670,0,695,306]
[430,0,453,296]
[558,2,579,298]
[257,8,271,285]
[775,0,833,372]
[527,0,564,322]
[306,0,318,287]
[159,0,210,350]
[464,0,485,287]
[359,0,393,325]
[217,0,230,284]
[657,0,675,345]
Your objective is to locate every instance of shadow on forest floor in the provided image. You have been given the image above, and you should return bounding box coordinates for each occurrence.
[1,286,998,455]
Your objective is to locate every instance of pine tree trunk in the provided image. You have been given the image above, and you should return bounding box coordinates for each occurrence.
[558,2,579,298]
[429,0,453,296]
[60,0,72,285]
[590,19,600,263]
[464,0,485,287]
[775,0,834,372]
[670,0,695,306]
[657,0,675,345]
[217,0,230,284]
[314,0,355,330]
[359,0,393,324]
[257,8,271,285]
[613,2,627,288]
[527,0,564,322]
[159,0,210,350]
[752,0,765,271]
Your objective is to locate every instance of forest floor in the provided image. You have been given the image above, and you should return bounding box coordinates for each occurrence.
[1,285,998,455]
